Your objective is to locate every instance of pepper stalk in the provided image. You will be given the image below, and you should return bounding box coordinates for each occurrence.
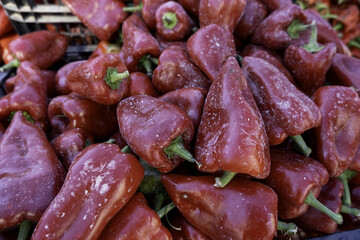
[277,221,298,236]
[17,220,32,240]
[122,2,143,12]
[0,58,21,72]
[290,135,312,157]
[104,68,130,90]
[337,169,358,206]
[162,12,178,29]
[303,21,325,53]
[287,19,312,39]
[140,54,158,78]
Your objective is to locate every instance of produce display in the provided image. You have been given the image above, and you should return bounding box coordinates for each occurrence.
[0,0,360,239]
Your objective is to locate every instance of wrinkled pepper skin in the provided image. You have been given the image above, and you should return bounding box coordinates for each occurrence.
[66,53,130,105]
[326,53,360,91]
[99,192,173,240]
[51,128,94,170]
[264,148,329,219]
[9,30,68,69]
[251,4,310,50]
[296,178,343,234]
[241,44,294,84]
[128,72,159,97]
[260,0,293,12]
[62,0,128,41]
[195,57,270,178]
[120,14,161,72]
[48,93,118,140]
[142,0,169,30]
[0,112,65,229]
[187,24,236,82]
[88,41,121,60]
[312,86,360,177]
[55,60,86,95]
[31,143,144,240]
[159,87,207,129]
[0,61,48,131]
[242,57,321,146]
[198,0,246,33]
[117,95,194,173]
[162,174,278,240]
[284,43,337,95]
[155,1,194,41]
[152,47,211,93]
[170,212,211,240]
[0,6,13,38]
[233,0,268,40]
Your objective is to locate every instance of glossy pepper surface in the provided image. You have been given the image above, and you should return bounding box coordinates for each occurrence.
[260,0,293,12]
[88,41,121,59]
[195,56,270,178]
[66,53,130,105]
[187,24,236,82]
[264,148,329,219]
[242,56,321,146]
[162,174,278,240]
[51,128,94,170]
[0,6,13,38]
[178,0,199,17]
[31,143,144,240]
[8,30,68,69]
[152,47,211,93]
[198,0,245,33]
[48,93,118,140]
[55,60,86,95]
[170,212,211,240]
[0,112,65,229]
[117,95,194,173]
[99,192,173,240]
[128,72,159,97]
[0,61,48,131]
[62,0,128,41]
[312,86,360,177]
[141,0,169,30]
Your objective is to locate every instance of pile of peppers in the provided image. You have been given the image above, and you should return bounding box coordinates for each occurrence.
[0,0,360,239]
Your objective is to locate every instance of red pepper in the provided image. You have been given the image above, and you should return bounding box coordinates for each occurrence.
[141,0,170,30]
[117,95,197,173]
[0,6,14,38]
[198,0,246,33]
[155,1,195,41]
[31,143,144,239]
[187,24,236,82]
[88,41,121,60]
[312,86,360,177]
[51,128,94,170]
[152,47,211,93]
[128,72,159,97]
[66,53,130,105]
[62,0,128,41]
[0,33,18,64]
[195,56,270,184]
[48,93,118,140]
[349,148,360,172]
[0,61,49,131]
[178,0,200,17]
[159,87,207,129]
[55,60,86,95]
[99,192,172,239]
[233,0,268,40]
[0,112,65,229]
[155,33,187,52]
[261,0,293,12]
[162,174,278,240]
[242,56,321,146]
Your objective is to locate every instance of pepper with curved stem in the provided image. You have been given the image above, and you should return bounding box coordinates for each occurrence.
[162,12,178,29]
[287,19,312,39]
[157,202,176,219]
[0,58,20,72]
[17,220,32,240]
[139,54,158,78]
[290,135,312,156]
[277,221,298,236]
[104,68,130,90]
[341,205,360,218]
[214,171,237,188]
[338,169,358,206]
[303,21,325,53]
[164,136,201,168]
[122,2,143,12]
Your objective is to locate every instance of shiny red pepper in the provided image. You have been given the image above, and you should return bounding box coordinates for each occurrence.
[0,6,14,38]
[152,47,211,93]
[141,0,170,30]
[187,24,236,82]
[48,93,118,140]
[0,112,65,229]
[62,0,128,41]
[0,33,18,64]
[162,174,278,240]
[55,60,86,95]
[88,41,121,60]
[261,0,293,12]
[178,0,200,17]
[128,72,159,97]
[312,86,360,177]
[195,56,270,179]
[66,53,130,105]
[169,212,211,240]
[51,128,94,170]
[31,143,144,240]
[99,192,172,239]
[242,56,321,146]
[117,95,195,173]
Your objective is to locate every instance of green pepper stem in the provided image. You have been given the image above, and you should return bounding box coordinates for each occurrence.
[290,135,312,157]
[287,19,312,39]
[305,192,343,224]
[235,54,243,67]
[341,205,360,217]
[123,2,143,12]
[162,12,178,29]
[121,145,131,153]
[17,220,32,240]
[348,39,360,49]
[338,169,358,206]
[104,68,129,90]
[154,193,166,212]
[157,202,176,219]
[0,58,21,72]
[333,23,344,32]
[214,171,237,188]
[303,21,325,53]
[277,221,298,235]
[140,54,158,78]
[163,136,202,168]
[103,138,115,144]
